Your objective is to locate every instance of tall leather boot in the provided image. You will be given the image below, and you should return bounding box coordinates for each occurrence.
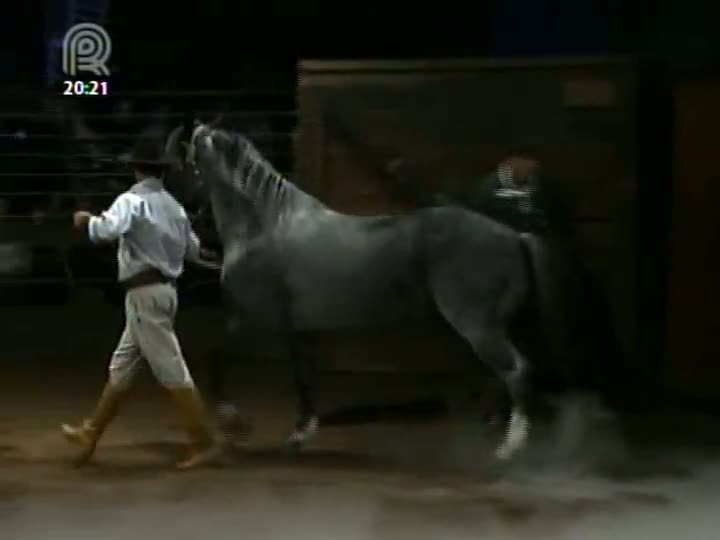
[61,382,126,465]
[168,387,220,470]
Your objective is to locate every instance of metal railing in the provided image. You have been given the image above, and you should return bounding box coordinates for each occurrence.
[0,88,296,298]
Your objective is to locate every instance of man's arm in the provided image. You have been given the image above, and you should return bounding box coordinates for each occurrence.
[73,193,141,243]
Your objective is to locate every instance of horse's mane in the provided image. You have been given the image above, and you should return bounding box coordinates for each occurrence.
[230,130,286,196]
[165,122,323,228]
[212,127,311,223]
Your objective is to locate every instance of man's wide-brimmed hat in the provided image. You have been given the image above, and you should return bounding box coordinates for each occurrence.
[125,125,173,166]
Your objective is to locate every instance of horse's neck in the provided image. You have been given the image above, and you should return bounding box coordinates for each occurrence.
[273,181,325,222]
[208,180,254,247]
[205,132,328,241]
[240,169,326,228]
[207,175,322,248]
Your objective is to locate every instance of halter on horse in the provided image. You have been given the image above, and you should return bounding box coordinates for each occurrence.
[166,120,539,460]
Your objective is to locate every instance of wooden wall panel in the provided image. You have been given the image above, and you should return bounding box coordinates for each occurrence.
[662,82,720,400]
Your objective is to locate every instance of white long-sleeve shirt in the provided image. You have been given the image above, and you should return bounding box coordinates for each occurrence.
[87,177,201,282]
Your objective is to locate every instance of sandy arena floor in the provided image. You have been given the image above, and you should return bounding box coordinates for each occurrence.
[3,352,720,540]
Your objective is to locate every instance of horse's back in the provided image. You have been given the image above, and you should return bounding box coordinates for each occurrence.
[281,211,416,270]
[414,206,523,261]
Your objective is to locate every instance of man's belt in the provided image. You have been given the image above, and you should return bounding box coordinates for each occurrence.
[120,268,176,291]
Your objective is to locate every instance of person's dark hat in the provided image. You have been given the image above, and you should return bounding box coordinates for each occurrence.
[126,125,173,166]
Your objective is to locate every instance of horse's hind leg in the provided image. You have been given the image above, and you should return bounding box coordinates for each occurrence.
[286,338,319,449]
[487,337,531,460]
[436,307,531,459]
[474,335,530,459]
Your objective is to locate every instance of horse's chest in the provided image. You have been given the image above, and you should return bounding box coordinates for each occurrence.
[221,248,281,300]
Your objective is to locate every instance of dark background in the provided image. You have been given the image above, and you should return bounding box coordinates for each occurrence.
[3,0,720,90]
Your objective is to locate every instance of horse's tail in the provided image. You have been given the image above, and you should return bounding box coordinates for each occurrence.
[514,233,572,394]
[517,234,626,402]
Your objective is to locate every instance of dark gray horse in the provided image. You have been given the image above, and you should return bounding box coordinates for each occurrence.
[166,121,540,460]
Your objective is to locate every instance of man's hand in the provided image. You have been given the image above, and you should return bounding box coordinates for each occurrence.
[73,210,93,229]
[191,247,222,271]
[199,247,220,262]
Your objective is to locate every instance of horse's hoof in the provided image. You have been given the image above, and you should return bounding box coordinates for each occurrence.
[286,415,319,451]
[495,410,530,461]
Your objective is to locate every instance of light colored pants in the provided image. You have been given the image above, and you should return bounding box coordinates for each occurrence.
[108,282,194,390]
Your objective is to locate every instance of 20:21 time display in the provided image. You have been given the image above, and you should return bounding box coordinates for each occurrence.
[62,80,109,96]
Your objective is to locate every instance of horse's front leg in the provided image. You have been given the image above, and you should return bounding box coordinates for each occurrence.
[286,337,319,450]
[207,324,253,448]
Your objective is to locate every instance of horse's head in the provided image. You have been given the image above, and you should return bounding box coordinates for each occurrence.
[164,120,227,203]
[164,119,262,238]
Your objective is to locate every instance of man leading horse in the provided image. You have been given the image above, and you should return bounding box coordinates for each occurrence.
[61,126,222,469]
